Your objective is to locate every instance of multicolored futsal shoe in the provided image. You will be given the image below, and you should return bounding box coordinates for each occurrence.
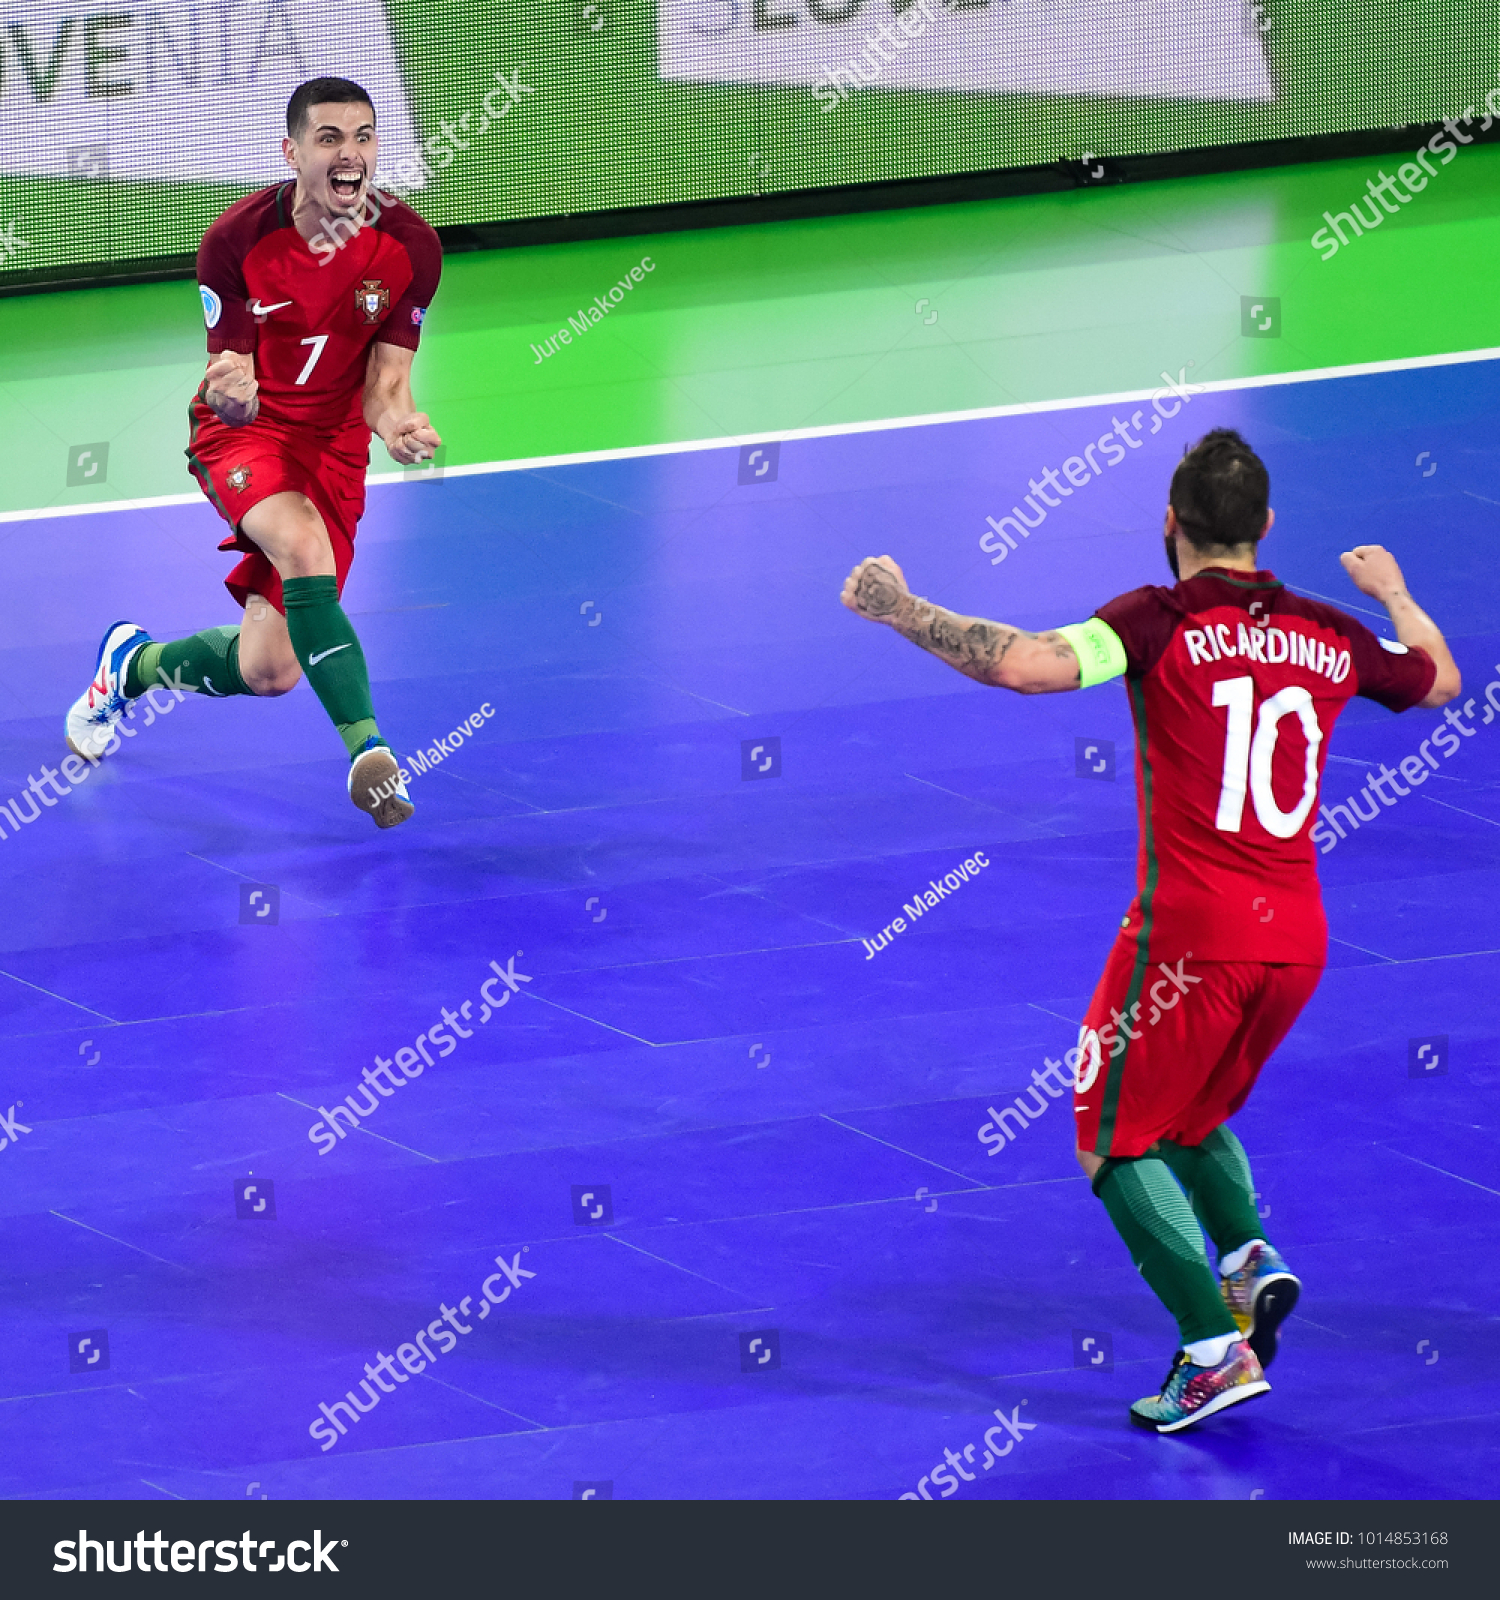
[64,620,152,761]
[1221,1241,1301,1369]
[1129,1340,1270,1434]
[349,737,414,830]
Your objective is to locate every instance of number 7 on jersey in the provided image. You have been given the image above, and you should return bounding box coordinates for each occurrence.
[295,334,329,387]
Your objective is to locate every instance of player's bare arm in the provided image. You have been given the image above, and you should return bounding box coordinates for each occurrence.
[203,351,259,427]
[840,554,1082,693]
[364,341,441,466]
[1340,544,1460,708]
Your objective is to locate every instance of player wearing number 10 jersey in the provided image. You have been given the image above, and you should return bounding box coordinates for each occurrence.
[64,77,441,829]
[840,429,1460,1434]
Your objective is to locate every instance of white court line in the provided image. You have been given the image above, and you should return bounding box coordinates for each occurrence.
[49,1209,192,1272]
[3,344,1498,526]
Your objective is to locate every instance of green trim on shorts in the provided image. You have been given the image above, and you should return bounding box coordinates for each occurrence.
[1095,675,1160,1155]
[1057,618,1127,689]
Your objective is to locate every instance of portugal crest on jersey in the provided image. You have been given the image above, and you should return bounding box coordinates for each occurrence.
[226,464,253,492]
[356,278,390,323]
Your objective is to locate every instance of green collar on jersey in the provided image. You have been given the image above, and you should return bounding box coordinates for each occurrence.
[1185,567,1283,591]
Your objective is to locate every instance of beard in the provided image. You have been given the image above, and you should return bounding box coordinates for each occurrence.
[1164,534,1181,580]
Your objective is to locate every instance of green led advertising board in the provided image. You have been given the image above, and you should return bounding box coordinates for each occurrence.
[0,0,1494,278]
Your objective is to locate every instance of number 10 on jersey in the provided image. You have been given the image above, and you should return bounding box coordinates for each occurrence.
[1212,676,1324,838]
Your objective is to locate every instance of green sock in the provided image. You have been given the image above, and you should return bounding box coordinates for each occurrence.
[1094,1157,1239,1345]
[125,627,251,698]
[1156,1130,1266,1262]
[281,575,383,758]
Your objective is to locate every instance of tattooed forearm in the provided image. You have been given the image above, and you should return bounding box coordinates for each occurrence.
[840,556,1081,693]
[902,601,1014,680]
[895,601,1080,690]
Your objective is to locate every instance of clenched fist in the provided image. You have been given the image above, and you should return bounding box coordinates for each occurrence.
[1340,544,1407,603]
[841,554,913,623]
[383,412,442,466]
[204,352,259,427]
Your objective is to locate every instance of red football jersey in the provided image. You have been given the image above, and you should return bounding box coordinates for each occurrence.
[196,182,441,434]
[1097,568,1436,965]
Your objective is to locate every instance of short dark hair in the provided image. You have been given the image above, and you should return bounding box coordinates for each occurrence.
[287,77,375,140]
[1169,429,1270,551]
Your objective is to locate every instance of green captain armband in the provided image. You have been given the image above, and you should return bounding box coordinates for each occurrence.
[1056,619,1127,689]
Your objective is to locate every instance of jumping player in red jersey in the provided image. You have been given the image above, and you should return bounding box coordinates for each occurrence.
[64,77,441,829]
[840,429,1460,1432]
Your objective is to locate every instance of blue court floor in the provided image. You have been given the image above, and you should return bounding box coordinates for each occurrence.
[1,356,1497,1501]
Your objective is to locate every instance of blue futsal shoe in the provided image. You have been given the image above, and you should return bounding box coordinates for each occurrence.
[64,620,152,761]
[1221,1240,1301,1369]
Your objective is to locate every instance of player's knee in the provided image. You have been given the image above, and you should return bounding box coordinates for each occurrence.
[264,495,334,577]
[244,661,301,697]
[1075,1147,1106,1182]
[282,524,334,577]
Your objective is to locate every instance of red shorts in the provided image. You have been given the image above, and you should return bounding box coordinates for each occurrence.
[1073,932,1322,1158]
[185,395,368,613]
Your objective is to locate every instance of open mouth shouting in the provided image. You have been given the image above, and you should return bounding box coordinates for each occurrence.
[328,165,365,205]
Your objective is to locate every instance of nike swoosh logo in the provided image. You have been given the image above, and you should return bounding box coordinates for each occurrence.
[308,643,353,665]
[249,298,293,316]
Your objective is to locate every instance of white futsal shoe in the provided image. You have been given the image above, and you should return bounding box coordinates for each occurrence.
[349,737,414,830]
[65,620,153,761]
